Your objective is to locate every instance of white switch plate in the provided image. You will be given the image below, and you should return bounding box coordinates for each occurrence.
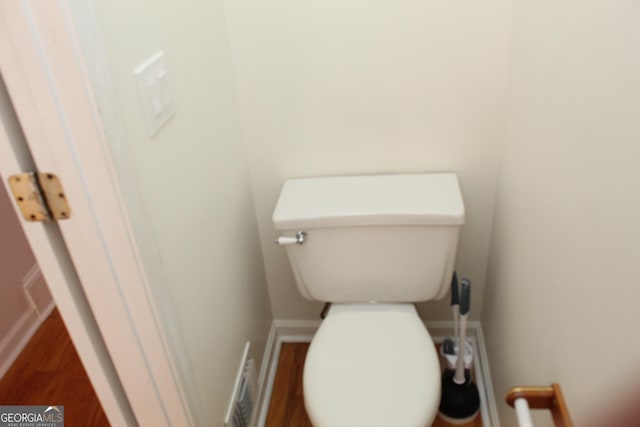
[133,51,174,137]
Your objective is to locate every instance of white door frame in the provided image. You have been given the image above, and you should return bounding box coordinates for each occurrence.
[0,1,193,425]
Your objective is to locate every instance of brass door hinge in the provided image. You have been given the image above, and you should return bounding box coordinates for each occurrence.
[8,172,71,222]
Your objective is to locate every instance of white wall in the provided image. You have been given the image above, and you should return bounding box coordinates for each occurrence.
[0,177,52,379]
[483,0,640,425]
[225,0,514,320]
[0,76,53,379]
[0,175,36,341]
[70,0,273,423]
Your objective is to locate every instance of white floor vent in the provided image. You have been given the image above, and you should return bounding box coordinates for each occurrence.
[224,342,258,427]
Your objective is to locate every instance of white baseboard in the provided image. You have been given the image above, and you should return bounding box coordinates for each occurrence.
[273,319,320,343]
[0,310,42,379]
[254,319,500,427]
[253,323,278,427]
[0,264,55,380]
[473,323,501,426]
[22,264,54,319]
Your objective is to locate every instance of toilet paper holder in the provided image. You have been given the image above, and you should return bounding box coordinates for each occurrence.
[505,383,573,427]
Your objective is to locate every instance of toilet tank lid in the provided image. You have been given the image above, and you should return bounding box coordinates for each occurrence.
[273,173,465,229]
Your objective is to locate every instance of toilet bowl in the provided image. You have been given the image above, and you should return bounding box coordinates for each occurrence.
[303,303,440,427]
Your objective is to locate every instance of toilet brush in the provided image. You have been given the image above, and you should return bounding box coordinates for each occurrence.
[438,279,480,424]
[442,272,459,356]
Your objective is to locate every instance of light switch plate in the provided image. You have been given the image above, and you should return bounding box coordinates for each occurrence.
[133,51,174,137]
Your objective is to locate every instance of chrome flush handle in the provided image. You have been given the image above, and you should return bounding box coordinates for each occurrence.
[274,230,307,245]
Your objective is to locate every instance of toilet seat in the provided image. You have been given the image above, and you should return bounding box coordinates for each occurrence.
[303,303,441,427]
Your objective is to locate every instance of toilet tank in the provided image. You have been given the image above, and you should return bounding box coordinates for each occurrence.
[272,173,465,303]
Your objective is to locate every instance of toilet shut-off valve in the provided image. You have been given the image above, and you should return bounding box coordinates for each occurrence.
[274,230,307,245]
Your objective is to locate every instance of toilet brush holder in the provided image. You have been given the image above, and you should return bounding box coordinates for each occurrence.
[440,339,473,372]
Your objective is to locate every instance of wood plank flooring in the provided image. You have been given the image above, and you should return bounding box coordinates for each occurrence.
[265,343,314,427]
[0,309,109,426]
[266,343,482,427]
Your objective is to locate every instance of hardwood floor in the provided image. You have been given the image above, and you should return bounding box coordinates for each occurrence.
[266,343,482,427]
[265,343,314,427]
[0,309,109,426]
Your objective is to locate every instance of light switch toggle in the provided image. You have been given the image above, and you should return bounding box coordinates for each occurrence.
[134,51,175,137]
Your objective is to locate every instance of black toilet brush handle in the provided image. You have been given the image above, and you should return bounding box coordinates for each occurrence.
[451,272,460,306]
[459,279,470,315]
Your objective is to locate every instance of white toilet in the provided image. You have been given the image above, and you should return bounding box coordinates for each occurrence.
[272,173,465,427]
